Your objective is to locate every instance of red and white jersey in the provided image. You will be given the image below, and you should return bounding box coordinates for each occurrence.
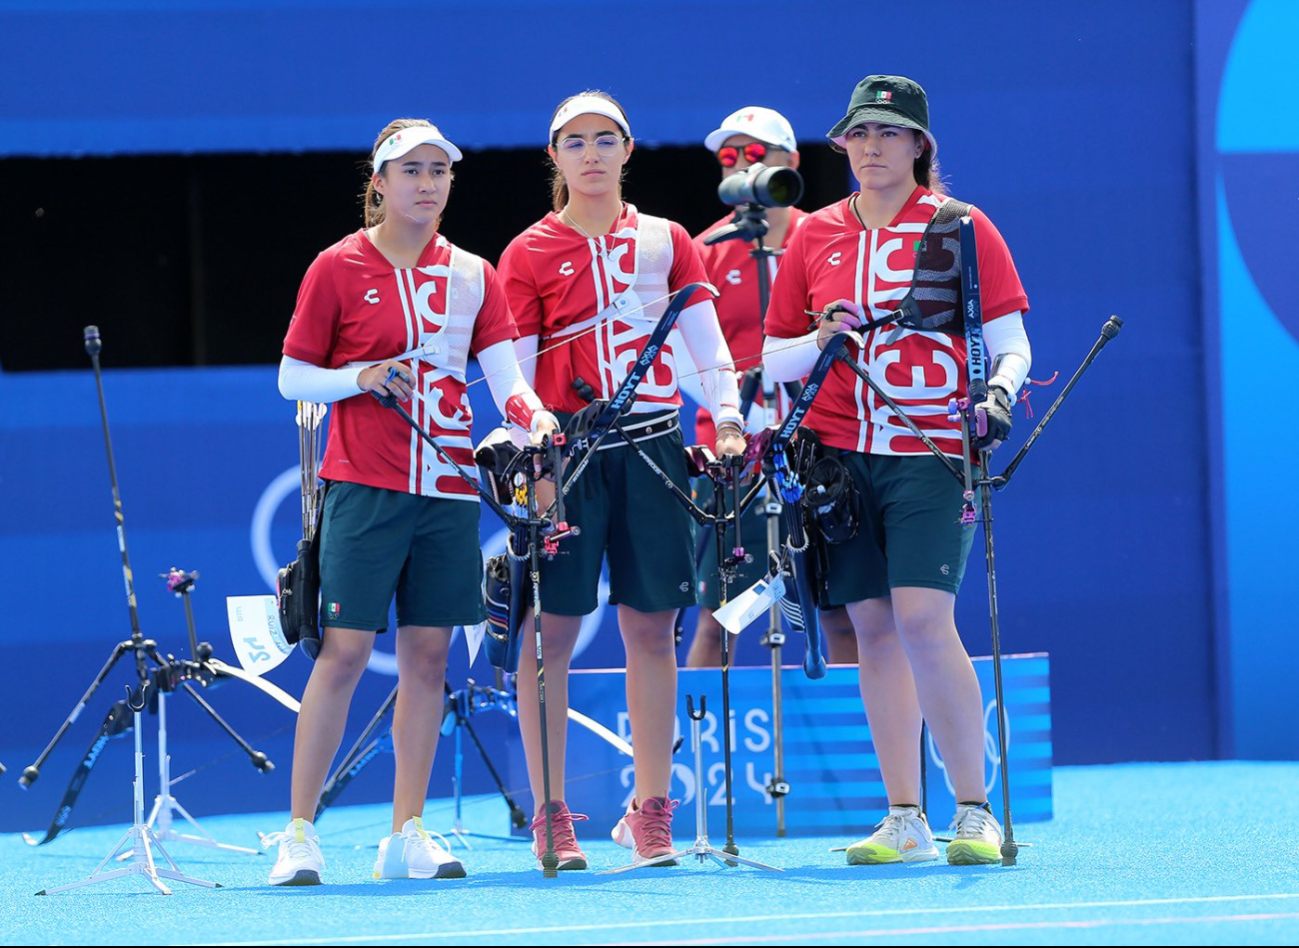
[766,188,1029,456]
[284,229,517,500]
[693,207,808,445]
[499,204,710,417]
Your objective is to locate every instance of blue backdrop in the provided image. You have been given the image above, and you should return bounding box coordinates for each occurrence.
[3,0,1290,835]
[1194,0,1299,759]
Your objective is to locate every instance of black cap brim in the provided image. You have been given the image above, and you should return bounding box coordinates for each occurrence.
[827,107,938,157]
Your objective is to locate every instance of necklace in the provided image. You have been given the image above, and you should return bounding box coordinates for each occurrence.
[850,193,869,232]
[561,207,616,267]
[560,207,607,241]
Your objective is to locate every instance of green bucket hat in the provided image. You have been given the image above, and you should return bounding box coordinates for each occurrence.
[827,75,938,157]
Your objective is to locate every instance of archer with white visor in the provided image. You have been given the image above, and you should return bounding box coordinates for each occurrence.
[498,90,744,872]
[270,118,557,888]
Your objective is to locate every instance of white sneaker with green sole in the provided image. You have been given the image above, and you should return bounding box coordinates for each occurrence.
[846,805,939,865]
[946,803,1003,865]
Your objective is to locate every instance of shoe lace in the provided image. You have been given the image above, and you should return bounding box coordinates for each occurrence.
[530,804,588,852]
[875,811,908,837]
[406,827,454,858]
[262,830,317,858]
[951,805,995,838]
[635,798,680,852]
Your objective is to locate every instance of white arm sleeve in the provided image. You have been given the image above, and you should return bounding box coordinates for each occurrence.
[668,328,709,409]
[478,339,550,432]
[278,355,364,403]
[677,299,742,430]
[514,334,539,387]
[762,330,821,383]
[983,310,1032,396]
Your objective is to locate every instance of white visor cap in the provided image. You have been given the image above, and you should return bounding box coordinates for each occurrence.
[704,106,797,153]
[549,95,631,141]
[373,125,463,170]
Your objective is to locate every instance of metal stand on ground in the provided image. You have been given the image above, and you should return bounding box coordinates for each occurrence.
[129,571,260,857]
[312,673,631,834]
[440,681,528,847]
[131,685,258,857]
[36,685,220,896]
[21,329,276,848]
[714,464,745,861]
[706,200,804,839]
[602,695,781,875]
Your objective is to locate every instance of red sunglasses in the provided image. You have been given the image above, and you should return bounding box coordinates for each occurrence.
[717,142,775,167]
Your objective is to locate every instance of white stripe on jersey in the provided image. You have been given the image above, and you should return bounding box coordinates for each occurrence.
[588,240,605,311]
[395,269,413,354]
[854,231,870,454]
[394,268,418,493]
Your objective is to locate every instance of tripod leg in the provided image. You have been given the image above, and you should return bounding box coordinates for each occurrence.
[20,641,130,787]
[23,699,133,846]
[330,685,399,782]
[316,736,388,821]
[979,464,1018,866]
[463,714,528,830]
[177,683,273,773]
[315,677,398,819]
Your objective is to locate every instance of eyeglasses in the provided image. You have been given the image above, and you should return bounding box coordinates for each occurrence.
[717,142,777,167]
[557,135,626,157]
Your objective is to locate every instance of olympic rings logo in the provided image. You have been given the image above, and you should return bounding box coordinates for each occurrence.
[924,699,1006,798]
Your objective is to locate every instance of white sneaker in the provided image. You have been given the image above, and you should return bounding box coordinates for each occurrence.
[374,817,465,880]
[265,818,324,885]
[947,803,1003,865]
[845,805,939,865]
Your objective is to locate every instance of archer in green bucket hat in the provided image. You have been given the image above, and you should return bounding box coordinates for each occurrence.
[827,75,939,158]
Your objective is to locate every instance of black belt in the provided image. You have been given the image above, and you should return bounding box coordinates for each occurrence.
[597,412,680,451]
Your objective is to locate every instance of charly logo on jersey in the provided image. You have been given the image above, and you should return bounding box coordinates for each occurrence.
[364,289,380,304]
[827,252,843,266]
[726,269,742,285]
[559,261,575,277]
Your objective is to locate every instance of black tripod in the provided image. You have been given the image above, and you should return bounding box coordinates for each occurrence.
[313,678,528,841]
[20,328,275,846]
[704,203,803,836]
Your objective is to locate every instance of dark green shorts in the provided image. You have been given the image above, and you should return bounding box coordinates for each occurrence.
[818,452,976,607]
[695,476,785,609]
[540,413,697,616]
[318,480,486,631]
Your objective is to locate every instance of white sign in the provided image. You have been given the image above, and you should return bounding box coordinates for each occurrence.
[712,574,786,635]
[464,620,487,666]
[226,595,293,674]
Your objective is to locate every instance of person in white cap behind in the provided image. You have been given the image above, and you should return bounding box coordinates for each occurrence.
[267,118,558,886]
[686,107,858,668]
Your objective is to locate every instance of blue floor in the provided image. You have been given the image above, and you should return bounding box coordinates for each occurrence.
[6,761,1297,946]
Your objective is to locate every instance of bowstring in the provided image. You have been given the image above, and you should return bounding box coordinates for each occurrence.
[466,302,826,396]
[464,286,684,390]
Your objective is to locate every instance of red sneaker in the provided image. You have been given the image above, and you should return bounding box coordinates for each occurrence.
[611,796,680,866]
[530,801,588,871]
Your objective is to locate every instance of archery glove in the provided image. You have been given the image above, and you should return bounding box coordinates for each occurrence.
[974,385,1014,452]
